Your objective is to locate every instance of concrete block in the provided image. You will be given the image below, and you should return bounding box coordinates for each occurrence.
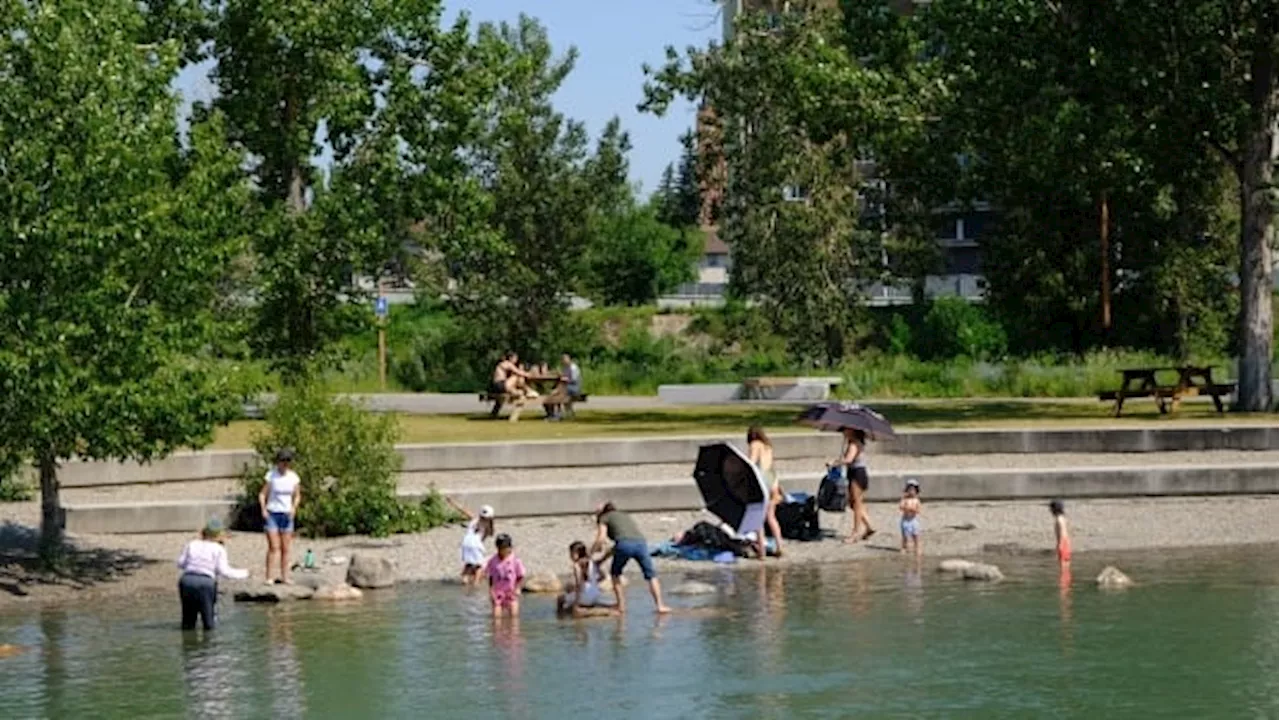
[63,500,237,534]
[657,384,743,404]
[57,451,255,488]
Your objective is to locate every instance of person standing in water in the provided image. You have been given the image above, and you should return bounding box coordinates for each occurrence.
[747,426,784,559]
[899,479,922,557]
[258,448,302,585]
[447,497,495,586]
[837,428,876,543]
[1050,500,1071,566]
[592,501,671,614]
[176,518,249,631]
[485,534,526,618]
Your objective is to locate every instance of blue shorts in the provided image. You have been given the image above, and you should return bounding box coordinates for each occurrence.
[610,539,656,580]
[265,511,294,533]
[900,516,921,538]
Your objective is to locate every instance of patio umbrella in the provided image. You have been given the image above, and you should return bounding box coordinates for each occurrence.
[692,443,769,534]
[797,401,897,439]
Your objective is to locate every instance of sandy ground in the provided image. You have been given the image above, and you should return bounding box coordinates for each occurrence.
[2,495,1276,609]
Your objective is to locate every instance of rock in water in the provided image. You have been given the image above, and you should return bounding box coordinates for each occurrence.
[669,581,716,596]
[346,554,397,589]
[234,584,316,603]
[960,563,1004,582]
[313,583,364,601]
[1095,566,1133,589]
[937,559,975,574]
[522,573,563,594]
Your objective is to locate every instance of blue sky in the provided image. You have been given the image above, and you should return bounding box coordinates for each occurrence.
[174,0,720,195]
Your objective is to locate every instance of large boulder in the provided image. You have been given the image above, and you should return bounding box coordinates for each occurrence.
[522,573,563,594]
[313,583,364,601]
[960,563,1004,582]
[669,580,716,596]
[1095,566,1134,589]
[234,584,316,602]
[937,559,975,574]
[346,554,397,589]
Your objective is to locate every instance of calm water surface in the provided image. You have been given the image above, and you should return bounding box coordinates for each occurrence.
[1,545,1275,719]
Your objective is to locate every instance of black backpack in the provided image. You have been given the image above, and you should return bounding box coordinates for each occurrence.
[817,467,849,513]
[773,493,821,541]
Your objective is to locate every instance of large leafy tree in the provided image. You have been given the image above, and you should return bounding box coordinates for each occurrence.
[0,0,251,552]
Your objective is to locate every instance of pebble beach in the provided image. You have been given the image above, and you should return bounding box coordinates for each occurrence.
[2,494,1276,608]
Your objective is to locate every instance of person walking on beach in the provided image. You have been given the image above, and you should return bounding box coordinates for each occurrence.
[1050,500,1071,566]
[485,534,526,618]
[447,497,495,586]
[747,426,784,559]
[592,502,671,614]
[899,479,922,557]
[837,429,876,543]
[176,519,249,631]
[258,448,302,585]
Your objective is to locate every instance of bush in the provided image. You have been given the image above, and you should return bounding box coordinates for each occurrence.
[239,381,458,537]
[916,296,1008,361]
[0,478,34,503]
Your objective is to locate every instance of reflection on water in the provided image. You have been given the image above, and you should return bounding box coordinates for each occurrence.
[0,544,1276,719]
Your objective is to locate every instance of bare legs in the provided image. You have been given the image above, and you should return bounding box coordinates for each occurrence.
[765,490,784,559]
[844,483,875,543]
[265,530,279,582]
[611,575,671,614]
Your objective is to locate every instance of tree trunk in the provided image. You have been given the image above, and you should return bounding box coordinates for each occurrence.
[1234,36,1278,412]
[38,453,63,558]
[1099,192,1112,334]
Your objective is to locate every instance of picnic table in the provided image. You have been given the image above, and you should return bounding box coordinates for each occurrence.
[1098,366,1235,417]
[741,376,843,401]
[479,373,587,422]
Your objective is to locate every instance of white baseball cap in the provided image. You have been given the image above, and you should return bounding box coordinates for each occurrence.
[479,505,495,519]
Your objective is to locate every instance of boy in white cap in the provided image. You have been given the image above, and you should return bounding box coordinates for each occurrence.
[447,497,496,585]
[899,479,922,557]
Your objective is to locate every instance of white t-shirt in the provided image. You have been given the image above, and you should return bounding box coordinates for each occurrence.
[264,468,300,513]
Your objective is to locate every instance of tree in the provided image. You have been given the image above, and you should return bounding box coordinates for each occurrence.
[0,0,251,553]
[584,204,700,306]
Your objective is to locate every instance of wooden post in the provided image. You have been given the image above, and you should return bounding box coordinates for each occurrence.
[1100,192,1112,332]
[377,278,387,391]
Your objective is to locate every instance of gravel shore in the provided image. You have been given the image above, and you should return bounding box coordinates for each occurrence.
[2,495,1275,609]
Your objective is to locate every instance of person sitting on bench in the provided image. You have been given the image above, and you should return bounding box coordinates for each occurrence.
[548,352,582,420]
[492,351,531,398]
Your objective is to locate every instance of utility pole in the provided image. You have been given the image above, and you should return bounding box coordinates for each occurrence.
[376,277,387,391]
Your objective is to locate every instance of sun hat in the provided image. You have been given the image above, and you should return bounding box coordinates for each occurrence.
[479,505,495,519]
[202,517,226,538]
[274,448,295,463]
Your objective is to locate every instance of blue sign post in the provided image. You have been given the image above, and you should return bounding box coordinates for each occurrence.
[374,296,389,318]
[375,294,388,390]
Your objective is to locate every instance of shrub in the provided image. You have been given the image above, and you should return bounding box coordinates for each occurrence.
[239,382,458,537]
[916,297,1008,361]
[0,478,34,503]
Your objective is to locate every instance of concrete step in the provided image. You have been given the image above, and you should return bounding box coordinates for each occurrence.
[62,462,1277,533]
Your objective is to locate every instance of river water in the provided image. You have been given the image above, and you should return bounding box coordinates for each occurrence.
[1,545,1275,719]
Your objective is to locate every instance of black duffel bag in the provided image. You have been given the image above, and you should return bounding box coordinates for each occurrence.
[817,466,849,513]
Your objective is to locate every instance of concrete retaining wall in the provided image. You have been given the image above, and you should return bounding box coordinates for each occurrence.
[62,462,1277,533]
[51,425,1278,488]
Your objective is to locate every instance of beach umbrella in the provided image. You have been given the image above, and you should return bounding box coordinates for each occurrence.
[797,401,897,439]
[692,442,769,534]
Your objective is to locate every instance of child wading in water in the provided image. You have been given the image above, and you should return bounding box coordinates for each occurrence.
[485,534,526,617]
[899,479,922,557]
[1050,500,1071,566]
[447,497,495,586]
[557,541,615,617]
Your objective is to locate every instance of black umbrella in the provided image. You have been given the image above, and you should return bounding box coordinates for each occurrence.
[692,443,770,534]
[797,401,897,439]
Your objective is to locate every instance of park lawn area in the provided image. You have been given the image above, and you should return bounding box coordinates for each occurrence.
[208,400,1277,449]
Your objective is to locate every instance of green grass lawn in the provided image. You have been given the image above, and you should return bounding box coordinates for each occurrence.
[209,400,1277,449]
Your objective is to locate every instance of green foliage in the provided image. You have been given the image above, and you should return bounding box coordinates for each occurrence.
[0,479,35,503]
[583,204,699,306]
[886,314,913,356]
[0,0,253,550]
[240,382,457,537]
[916,297,1007,361]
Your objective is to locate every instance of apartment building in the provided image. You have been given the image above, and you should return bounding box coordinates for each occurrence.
[691,0,987,304]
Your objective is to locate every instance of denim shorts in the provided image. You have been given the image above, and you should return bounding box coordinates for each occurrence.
[610,538,656,580]
[900,516,921,538]
[265,511,294,533]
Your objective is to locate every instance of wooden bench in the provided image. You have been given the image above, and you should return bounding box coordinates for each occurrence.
[1099,367,1234,416]
[478,392,588,422]
[741,376,842,401]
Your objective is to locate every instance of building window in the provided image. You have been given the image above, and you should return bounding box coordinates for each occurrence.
[783,185,809,202]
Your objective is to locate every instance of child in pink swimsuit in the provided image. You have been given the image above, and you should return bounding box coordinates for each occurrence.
[485,534,526,617]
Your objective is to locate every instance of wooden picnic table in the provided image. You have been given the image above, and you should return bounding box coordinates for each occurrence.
[1099,366,1235,417]
[479,373,587,422]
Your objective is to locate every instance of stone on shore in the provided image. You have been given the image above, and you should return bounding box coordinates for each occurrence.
[1096,566,1134,589]
[234,584,316,602]
[937,559,975,573]
[313,583,364,601]
[960,563,1004,582]
[346,554,397,589]
[523,573,563,594]
[669,581,716,596]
